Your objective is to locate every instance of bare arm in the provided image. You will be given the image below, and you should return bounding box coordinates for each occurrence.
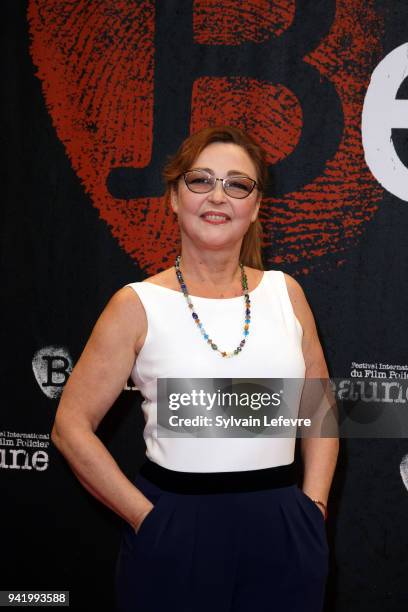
[284,273,339,518]
[51,286,153,532]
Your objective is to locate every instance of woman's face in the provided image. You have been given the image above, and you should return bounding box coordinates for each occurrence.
[171,142,261,253]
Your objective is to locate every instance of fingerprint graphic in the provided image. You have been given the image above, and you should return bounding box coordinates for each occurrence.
[28,0,384,275]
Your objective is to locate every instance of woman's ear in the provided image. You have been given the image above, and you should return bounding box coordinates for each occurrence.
[170,186,178,214]
[251,196,261,223]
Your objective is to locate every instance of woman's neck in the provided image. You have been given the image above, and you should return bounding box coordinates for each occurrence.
[176,249,243,298]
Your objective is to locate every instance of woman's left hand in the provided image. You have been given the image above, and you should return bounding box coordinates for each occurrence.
[314,502,326,519]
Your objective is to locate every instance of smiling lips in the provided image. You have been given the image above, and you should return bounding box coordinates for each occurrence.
[200,211,231,224]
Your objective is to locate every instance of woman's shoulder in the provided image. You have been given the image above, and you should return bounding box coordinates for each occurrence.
[119,267,178,296]
[256,269,309,328]
[140,267,179,290]
[280,271,305,295]
[259,268,303,292]
[109,282,149,320]
[278,272,312,334]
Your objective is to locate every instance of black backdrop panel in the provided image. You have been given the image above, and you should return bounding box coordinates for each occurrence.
[2,1,408,611]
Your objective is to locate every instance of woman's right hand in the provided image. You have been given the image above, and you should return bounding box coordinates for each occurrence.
[133,502,154,534]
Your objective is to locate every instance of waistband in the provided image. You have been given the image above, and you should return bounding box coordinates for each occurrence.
[138,458,297,494]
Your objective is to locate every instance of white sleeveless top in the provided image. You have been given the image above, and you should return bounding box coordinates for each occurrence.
[125,270,306,473]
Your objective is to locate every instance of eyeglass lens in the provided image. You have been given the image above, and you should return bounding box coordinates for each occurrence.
[184,170,255,198]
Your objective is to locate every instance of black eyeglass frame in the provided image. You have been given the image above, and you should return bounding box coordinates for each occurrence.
[181,170,258,199]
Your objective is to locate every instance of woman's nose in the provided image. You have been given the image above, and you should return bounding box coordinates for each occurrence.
[208,179,226,202]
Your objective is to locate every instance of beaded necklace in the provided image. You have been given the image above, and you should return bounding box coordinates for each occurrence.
[175,255,251,358]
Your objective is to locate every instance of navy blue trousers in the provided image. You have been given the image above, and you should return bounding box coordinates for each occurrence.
[115,471,329,612]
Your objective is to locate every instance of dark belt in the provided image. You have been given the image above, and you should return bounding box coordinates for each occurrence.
[138,457,297,494]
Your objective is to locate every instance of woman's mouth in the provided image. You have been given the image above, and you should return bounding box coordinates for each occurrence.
[200,212,230,224]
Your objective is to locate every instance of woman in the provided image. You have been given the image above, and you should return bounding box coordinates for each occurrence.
[51,126,339,612]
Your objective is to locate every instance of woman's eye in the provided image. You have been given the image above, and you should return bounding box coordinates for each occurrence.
[191,177,208,184]
[228,180,250,192]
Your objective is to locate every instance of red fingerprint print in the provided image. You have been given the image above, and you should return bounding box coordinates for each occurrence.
[190,78,302,164]
[261,1,385,272]
[28,0,178,272]
[193,0,295,44]
[28,0,384,275]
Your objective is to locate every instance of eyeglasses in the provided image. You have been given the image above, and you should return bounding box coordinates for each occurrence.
[182,169,257,199]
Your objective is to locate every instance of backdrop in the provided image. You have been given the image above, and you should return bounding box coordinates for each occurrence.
[2,1,408,610]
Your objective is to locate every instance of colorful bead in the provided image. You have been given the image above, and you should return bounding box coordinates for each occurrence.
[175,255,251,358]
